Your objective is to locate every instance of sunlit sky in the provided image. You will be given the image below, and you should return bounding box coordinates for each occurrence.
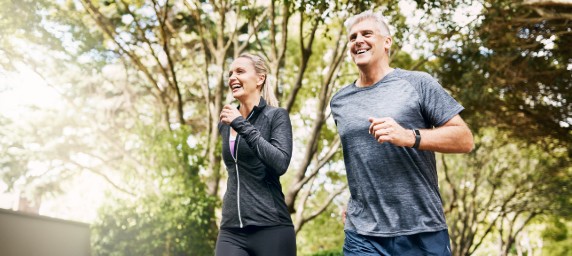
[0,66,109,223]
[0,67,59,118]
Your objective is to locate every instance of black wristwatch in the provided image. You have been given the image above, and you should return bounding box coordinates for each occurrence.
[412,129,421,149]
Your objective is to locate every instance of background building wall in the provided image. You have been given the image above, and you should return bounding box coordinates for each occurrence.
[0,208,90,256]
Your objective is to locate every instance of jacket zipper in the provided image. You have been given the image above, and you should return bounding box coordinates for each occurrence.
[232,136,243,228]
[231,110,255,228]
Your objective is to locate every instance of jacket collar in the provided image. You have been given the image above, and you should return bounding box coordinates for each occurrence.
[238,96,267,120]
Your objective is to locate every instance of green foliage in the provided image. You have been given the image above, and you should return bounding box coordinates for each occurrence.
[297,206,345,255]
[2,0,571,255]
[0,0,107,71]
[542,218,568,242]
[439,128,572,255]
[91,187,217,256]
[542,218,572,256]
[0,107,83,201]
[91,126,218,256]
[436,0,572,148]
[307,249,343,256]
[0,0,61,70]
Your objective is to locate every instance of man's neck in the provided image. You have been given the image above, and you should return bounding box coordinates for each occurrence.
[356,62,394,87]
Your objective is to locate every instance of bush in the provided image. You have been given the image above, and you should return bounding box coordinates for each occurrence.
[308,249,343,256]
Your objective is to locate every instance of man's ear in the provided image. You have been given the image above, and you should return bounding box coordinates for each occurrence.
[385,36,393,49]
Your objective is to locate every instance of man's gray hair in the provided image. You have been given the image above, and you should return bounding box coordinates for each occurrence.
[344,10,391,36]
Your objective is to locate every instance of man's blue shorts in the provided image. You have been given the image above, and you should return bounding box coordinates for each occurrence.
[343,229,452,256]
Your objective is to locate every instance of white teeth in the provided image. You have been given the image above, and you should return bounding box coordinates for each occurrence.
[357,49,367,54]
[232,84,241,89]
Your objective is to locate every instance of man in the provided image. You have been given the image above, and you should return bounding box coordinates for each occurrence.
[330,10,474,256]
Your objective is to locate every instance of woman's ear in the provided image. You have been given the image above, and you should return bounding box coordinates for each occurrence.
[257,74,266,87]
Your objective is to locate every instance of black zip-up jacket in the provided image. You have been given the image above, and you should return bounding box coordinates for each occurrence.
[218,97,293,229]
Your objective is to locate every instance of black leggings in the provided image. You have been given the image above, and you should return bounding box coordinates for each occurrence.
[215,225,296,256]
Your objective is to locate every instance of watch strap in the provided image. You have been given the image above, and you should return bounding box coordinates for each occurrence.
[412,129,421,149]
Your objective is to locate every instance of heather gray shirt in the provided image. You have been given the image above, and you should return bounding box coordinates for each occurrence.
[330,68,464,237]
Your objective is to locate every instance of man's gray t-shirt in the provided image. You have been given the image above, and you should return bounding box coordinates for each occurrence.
[330,68,464,237]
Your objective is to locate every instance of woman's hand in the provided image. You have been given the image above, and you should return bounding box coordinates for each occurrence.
[220,105,242,125]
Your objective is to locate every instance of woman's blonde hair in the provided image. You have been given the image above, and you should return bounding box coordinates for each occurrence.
[233,53,279,107]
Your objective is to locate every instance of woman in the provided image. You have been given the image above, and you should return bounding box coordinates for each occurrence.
[216,53,296,256]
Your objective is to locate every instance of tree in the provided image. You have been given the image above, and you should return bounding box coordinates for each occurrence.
[0,0,347,250]
[440,128,571,255]
[66,0,416,237]
[435,0,572,149]
[407,1,572,252]
[91,126,218,255]
[295,202,345,255]
[3,0,571,254]
[541,218,572,256]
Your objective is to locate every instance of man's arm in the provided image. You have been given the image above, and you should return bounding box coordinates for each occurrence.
[416,115,473,153]
[369,114,474,153]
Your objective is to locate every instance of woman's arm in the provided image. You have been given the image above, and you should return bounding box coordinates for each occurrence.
[231,108,293,175]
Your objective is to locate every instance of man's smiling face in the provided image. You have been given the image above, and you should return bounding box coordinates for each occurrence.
[347,18,392,68]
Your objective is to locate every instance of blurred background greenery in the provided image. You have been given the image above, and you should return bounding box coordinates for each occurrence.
[0,0,570,255]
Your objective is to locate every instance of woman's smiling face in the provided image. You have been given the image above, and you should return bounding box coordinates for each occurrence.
[228,57,265,101]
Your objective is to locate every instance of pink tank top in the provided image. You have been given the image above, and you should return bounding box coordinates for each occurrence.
[229,133,236,158]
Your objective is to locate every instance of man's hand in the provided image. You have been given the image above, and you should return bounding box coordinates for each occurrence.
[368,117,415,147]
